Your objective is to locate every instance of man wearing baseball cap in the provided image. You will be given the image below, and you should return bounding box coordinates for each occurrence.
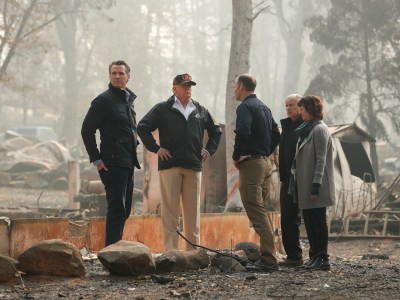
[138,73,222,251]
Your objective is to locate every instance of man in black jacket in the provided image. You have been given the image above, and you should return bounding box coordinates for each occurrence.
[279,94,304,266]
[81,60,141,246]
[137,73,221,251]
[233,74,281,272]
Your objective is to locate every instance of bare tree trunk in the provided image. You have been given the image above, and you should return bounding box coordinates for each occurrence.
[225,0,253,192]
[274,0,309,116]
[135,2,154,114]
[54,1,79,144]
[361,1,379,180]
[212,1,228,117]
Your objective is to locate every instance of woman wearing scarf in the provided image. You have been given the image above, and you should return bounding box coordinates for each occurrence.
[290,95,336,270]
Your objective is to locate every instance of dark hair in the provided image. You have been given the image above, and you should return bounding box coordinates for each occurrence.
[298,95,324,120]
[109,60,131,75]
[237,74,257,92]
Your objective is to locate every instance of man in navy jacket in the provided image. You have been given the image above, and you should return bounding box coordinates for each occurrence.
[233,73,281,272]
[81,60,140,246]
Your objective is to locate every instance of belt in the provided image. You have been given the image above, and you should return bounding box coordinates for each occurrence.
[249,155,268,160]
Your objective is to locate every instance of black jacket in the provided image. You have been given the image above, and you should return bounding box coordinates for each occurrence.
[279,116,303,183]
[81,83,141,169]
[137,95,222,171]
[233,94,281,161]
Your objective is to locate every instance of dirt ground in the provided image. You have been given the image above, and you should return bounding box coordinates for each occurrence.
[0,187,400,299]
[0,238,398,299]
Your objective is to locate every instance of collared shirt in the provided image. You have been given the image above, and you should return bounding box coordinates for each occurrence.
[125,89,130,103]
[173,96,196,120]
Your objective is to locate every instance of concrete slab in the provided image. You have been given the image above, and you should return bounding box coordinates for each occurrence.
[86,217,106,252]
[10,218,70,258]
[4,213,281,257]
[86,212,280,253]
[85,215,163,252]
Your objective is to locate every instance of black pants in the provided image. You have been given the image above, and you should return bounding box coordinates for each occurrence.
[302,207,328,259]
[280,181,302,260]
[99,166,134,246]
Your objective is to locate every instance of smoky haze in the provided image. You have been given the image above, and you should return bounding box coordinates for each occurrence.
[0,0,399,153]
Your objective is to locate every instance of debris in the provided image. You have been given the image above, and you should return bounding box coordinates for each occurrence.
[151,274,174,285]
[361,254,390,260]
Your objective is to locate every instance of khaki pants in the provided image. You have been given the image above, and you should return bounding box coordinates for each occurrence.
[159,167,201,251]
[238,157,277,264]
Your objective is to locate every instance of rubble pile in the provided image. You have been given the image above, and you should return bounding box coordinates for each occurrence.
[0,135,71,190]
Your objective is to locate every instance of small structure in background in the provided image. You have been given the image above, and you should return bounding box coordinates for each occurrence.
[8,126,58,143]
[0,131,70,190]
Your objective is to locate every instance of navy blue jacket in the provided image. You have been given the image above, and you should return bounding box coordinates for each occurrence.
[279,116,303,183]
[233,94,280,161]
[137,95,222,171]
[81,83,141,169]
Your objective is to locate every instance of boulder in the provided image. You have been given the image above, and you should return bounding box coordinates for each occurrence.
[209,249,248,267]
[182,249,210,270]
[234,242,260,262]
[98,240,155,276]
[214,256,245,273]
[18,239,85,277]
[0,255,18,282]
[155,250,188,273]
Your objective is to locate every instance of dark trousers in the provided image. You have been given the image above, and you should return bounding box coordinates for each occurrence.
[302,207,328,259]
[98,166,134,246]
[280,181,302,260]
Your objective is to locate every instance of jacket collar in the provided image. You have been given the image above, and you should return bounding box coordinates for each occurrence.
[108,82,137,104]
[166,95,199,108]
[280,116,302,128]
[242,94,257,102]
[297,120,322,151]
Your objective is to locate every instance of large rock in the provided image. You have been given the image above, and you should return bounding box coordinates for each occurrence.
[214,256,246,273]
[183,249,210,270]
[210,249,248,267]
[18,239,85,277]
[155,250,188,273]
[98,240,155,276]
[234,242,260,262]
[0,255,18,282]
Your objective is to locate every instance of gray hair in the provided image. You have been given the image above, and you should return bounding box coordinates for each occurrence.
[285,94,302,101]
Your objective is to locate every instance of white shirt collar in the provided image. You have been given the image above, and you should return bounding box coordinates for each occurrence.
[173,96,196,120]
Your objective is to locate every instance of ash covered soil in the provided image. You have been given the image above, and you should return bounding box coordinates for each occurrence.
[1,239,399,299]
[0,187,399,299]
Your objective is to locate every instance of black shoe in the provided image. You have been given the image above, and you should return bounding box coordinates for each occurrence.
[245,259,279,272]
[279,257,304,267]
[303,257,330,271]
[303,257,317,267]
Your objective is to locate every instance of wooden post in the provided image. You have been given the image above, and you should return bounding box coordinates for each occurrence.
[68,160,80,209]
